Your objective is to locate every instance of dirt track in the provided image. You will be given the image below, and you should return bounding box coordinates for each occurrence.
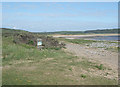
[65,43,118,69]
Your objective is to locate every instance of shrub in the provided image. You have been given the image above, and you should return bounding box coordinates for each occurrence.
[28,40,34,45]
[81,74,86,78]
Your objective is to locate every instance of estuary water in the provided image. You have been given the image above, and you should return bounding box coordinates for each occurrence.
[86,35,120,41]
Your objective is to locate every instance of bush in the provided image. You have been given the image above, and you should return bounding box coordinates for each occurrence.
[81,74,86,78]
[12,33,66,49]
[27,40,34,45]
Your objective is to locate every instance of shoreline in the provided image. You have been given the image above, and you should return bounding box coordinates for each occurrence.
[53,34,119,38]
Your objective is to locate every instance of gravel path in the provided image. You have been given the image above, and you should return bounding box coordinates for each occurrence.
[66,43,118,69]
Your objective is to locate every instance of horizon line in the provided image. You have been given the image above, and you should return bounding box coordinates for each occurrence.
[1,27,119,33]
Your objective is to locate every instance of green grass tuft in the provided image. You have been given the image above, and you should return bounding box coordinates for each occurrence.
[95,64,104,70]
[81,74,87,78]
[68,68,72,71]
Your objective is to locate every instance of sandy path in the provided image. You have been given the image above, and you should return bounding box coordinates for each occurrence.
[66,43,118,69]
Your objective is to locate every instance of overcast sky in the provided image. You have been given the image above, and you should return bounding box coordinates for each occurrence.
[2,2,118,32]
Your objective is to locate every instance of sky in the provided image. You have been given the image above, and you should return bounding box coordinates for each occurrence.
[2,2,118,32]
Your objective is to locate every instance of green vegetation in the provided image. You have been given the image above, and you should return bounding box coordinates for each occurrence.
[81,74,87,78]
[84,29,119,34]
[68,67,72,71]
[62,39,97,44]
[2,28,118,85]
[95,64,104,70]
[2,28,65,50]
[27,40,34,45]
[33,31,84,35]
[2,38,117,85]
[1,28,119,35]
[1,28,29,34]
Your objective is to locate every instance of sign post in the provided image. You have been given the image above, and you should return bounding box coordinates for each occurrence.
[37,38,42,49]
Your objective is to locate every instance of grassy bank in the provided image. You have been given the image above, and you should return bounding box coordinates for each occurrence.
[2,36,117,85]
[61,38,98,44]
[2,35,117,85]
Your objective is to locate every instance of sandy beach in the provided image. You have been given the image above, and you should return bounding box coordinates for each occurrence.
[53,34,119,38]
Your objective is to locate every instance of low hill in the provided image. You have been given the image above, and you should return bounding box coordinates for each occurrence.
[33,29,120,35]
[1,28,29,35]
[1,28,119,35]
[84,29,119,34]
[34,31,84,35]
[1,28,65,49]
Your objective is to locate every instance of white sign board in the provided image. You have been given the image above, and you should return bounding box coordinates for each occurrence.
[37,41,42,46]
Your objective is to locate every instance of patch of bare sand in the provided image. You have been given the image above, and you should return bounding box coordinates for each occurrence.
[65,43,118,81]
